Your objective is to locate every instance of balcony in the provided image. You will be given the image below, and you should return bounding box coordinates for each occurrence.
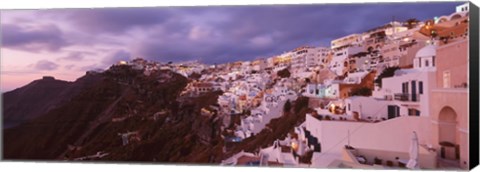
[394,93,420,102]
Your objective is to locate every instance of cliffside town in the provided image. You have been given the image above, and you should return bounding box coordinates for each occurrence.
[2,2,471,170]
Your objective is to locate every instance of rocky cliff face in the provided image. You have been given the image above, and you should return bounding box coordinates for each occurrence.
[3,77,70,127]
[3,74,102,128]
[3,65,227,163]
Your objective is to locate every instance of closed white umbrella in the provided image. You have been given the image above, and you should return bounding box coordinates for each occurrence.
[406,131,419,169]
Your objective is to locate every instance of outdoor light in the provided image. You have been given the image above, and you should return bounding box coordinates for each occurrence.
[291,142,299,150]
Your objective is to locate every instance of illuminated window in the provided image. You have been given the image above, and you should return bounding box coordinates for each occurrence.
[443,71,451,88]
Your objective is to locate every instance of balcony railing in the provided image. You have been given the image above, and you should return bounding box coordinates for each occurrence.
[394,93,420,102]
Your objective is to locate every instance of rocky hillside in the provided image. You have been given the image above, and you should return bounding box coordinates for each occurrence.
[3,64,309,164]
[3,65,226,162]
[3,75,102,128]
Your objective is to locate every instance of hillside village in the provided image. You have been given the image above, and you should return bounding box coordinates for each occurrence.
[2,2,471,171]
[111,3,468,170]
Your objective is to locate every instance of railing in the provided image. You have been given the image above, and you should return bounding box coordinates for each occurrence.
[394,93,420,102]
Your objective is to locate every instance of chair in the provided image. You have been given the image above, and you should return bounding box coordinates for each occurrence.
[374,157,383,165]
[386,160,393,167]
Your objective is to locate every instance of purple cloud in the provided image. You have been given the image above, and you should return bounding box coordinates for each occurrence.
[79,64,103,71]
[33,60,59,71]
[1,24,70,52]
[101,50,132,66]
[58,52,85,61]
[64,64,76,70]
[58,51,96,61]
[66,8,173,34]
[1,2,462,65]
[130,2,461,64]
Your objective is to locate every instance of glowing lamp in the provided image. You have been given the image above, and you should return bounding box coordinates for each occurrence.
[291,142,299,150]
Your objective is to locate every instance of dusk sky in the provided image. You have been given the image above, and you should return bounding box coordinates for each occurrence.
[0,2,463,91]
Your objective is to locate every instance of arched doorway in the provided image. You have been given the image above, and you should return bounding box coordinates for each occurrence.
[438,106,458,160]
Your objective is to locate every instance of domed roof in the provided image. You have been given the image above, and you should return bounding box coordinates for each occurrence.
[415,44,436,58]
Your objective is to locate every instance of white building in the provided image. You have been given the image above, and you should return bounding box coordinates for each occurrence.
[344,96,391,120]
[343,71,370,84]
[372,44,437,117]
[329,45,364,76]
[251,59,267,72]
[235,85,297,139]
[455,2,469,13]
[304,80,342,99]
[384,21,409,36]
[305,114,436,168]
[331,34,363,50]
[381,41,402,68]
[306,47,330,69]
[291,47,330,73]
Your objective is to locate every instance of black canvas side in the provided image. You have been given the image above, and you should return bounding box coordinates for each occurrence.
[468,1,479,170]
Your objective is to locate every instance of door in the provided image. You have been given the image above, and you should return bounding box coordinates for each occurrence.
[387,105,399,119]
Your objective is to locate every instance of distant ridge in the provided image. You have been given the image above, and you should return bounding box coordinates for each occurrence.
[2,74,102,128]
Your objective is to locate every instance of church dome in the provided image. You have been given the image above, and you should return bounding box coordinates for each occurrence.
[415,44,436,58]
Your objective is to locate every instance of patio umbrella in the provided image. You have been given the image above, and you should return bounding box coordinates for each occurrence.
[406,131,419,169]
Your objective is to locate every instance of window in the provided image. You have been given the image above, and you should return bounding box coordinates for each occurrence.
[425,60,429,67]
[418,58,421,67]
[443,71,451,88]
[419,81,423,94]
[405,82,409,93]
[408,109,420,116]
[432,56,435,66]
[348,104,351,111]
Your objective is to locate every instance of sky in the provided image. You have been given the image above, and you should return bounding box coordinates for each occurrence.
[0,2,464,91]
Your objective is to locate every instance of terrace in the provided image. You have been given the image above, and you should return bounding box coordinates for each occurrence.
[340,146,437,169]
